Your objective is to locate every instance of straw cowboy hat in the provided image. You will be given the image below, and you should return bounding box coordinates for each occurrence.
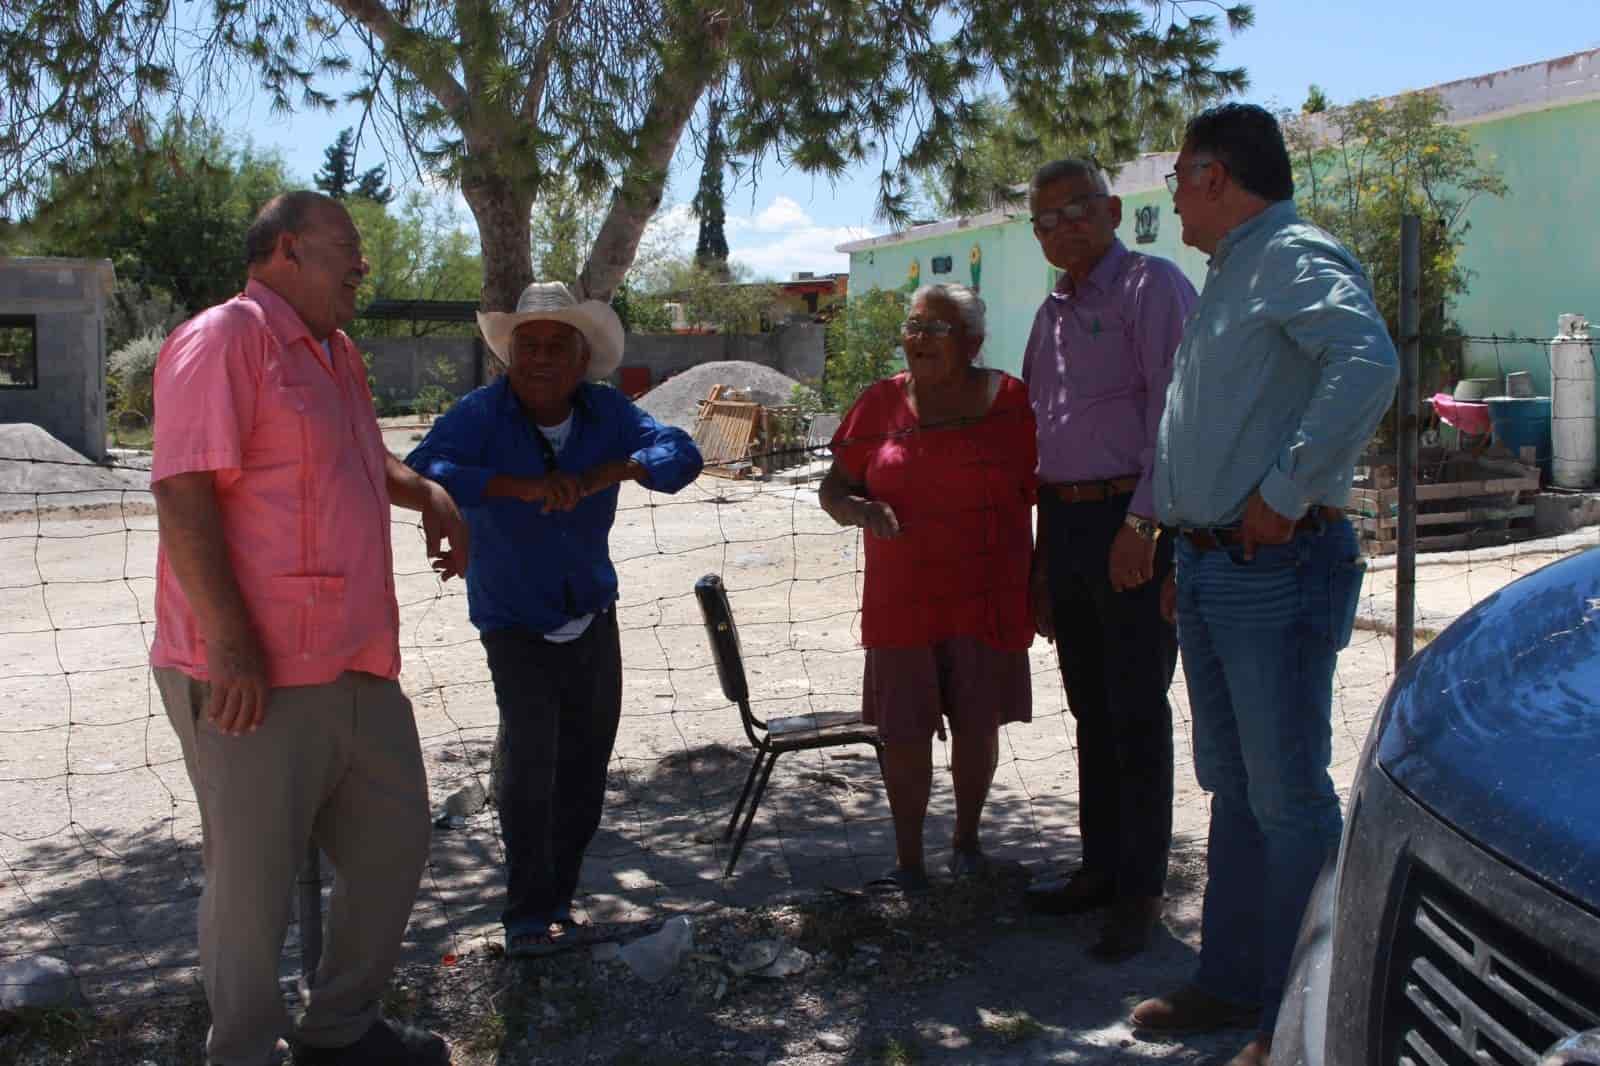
[476,281,624,380]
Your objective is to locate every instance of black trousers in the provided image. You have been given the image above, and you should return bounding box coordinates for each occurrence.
[1043,492,1178,898]
[481,608,623,934]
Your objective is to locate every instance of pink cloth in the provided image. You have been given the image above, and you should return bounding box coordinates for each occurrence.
[1430,393,1492,437]
[1021,240,1197,519]
[150,280,401,688]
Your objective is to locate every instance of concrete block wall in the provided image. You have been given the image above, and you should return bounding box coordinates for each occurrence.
[0,258,114,461]
[350,335,481,412]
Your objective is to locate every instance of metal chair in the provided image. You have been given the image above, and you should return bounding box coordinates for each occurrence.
[694,573,885,877]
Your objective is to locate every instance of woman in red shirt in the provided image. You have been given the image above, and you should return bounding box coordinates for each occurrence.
[821,283,1038,892]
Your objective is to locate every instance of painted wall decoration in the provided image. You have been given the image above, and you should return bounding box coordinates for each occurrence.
[904,258,921,293]
[969,244,982,292]
[1135,204,1160,244]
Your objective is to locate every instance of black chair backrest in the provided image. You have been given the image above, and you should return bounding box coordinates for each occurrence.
[694,574,750,705]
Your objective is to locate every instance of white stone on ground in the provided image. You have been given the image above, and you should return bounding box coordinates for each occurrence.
[0,955,83,1009]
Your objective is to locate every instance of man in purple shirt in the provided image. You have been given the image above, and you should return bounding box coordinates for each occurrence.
[1021,158,1198,961]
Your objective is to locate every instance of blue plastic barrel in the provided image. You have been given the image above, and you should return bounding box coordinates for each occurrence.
[1484,396,1552,481]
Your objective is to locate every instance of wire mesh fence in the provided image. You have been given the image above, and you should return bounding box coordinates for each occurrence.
[1,343,1596,1014]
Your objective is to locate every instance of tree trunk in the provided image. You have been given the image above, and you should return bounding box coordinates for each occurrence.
[458,167,534,801]
[462,168,536,378]
[576,27,727,303]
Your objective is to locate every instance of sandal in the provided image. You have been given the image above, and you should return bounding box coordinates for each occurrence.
[554,917,634,947]
[947,847,991,880]
[507,918,641,958]
[505,925,571,959]
[863,866,931,896]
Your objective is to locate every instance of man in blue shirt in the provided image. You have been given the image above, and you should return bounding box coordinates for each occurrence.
[406,282,701,957]
[1132,105,1398,1066]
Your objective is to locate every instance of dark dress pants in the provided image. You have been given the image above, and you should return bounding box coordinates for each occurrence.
[1043,491,1178,898]
[481,608,623,935]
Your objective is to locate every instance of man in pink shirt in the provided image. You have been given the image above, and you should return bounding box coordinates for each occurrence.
[149,191,467,1066]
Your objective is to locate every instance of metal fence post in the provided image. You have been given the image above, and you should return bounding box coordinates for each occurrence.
[1396,214,1422,666]
[299,842,323,979]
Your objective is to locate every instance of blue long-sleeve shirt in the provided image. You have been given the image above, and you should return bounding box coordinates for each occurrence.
[405,378,702,634]
[1154,200,1399,528]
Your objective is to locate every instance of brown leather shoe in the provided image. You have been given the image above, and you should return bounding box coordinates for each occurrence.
[1089,895,1163,962]
[1130,984,1259,1033]
[1225,1035,1271,1066]
[1024,867,1114,915]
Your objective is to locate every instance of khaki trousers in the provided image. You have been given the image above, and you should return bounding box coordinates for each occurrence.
[155,669,432,1066]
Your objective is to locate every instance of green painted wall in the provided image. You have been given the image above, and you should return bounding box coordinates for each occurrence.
[846,191,1207,378]
[850,96,1599,398]
[1454,99,1600,393]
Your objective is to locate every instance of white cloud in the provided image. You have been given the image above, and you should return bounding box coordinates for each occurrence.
[725,196,881,278]
[638,194,879,278]
[748,195,811,232]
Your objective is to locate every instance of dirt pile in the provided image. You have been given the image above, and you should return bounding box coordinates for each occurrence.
[0,423,150,514]
[638,360,802,430]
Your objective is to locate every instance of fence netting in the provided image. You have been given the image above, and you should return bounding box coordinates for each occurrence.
[2,333,1595,1008]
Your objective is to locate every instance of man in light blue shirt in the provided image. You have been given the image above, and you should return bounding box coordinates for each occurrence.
[1131,104,1397,1066]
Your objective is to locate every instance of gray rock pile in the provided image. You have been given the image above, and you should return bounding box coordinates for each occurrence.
[0,423,150,514]
[636,361,802,431]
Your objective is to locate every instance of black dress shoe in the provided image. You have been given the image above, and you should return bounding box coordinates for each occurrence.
[1089,895,1163,961]
[294,1018,451,1065]
[1024,867,1114,915]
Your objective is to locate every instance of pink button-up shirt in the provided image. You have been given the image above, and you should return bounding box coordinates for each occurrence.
[149,280,400,688]
[1021,240,1196,519]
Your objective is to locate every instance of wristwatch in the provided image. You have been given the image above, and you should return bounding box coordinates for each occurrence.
[1123,512,1160,541]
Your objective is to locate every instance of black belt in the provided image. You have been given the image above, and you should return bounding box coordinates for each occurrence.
[1181,506,1345,551]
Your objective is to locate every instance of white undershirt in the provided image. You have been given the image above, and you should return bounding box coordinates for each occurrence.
[535,414,595,643]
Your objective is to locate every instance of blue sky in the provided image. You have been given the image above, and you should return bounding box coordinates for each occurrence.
[234,0,1598,278]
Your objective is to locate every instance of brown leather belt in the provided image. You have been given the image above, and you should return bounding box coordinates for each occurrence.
[1181,506,1346,551]
[1042,476,1140,504]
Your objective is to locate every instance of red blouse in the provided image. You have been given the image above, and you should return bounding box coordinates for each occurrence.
[831,371,1038,650]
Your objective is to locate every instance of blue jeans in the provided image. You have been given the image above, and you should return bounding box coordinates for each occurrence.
[1176,518,1364,1034]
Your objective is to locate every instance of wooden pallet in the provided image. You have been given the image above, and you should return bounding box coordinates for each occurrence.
[693,394,762,480]
[691,386,815,480]
[1352,452,1540,555]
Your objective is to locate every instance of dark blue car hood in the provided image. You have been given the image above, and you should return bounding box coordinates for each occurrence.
[1377,547,1600,915]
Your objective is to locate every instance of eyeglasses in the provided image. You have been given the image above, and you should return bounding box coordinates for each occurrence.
[1165,158,1218,194]
[1030,194,1107,232]
[902,318,956,338]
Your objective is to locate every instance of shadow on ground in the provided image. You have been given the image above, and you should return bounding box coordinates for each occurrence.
[0,739,1227,1065]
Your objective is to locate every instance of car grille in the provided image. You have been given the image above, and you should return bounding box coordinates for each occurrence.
[1382,865,1600,1065]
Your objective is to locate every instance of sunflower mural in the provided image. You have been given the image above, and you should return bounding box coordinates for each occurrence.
[903,258,920,294]
[968,243,982,293]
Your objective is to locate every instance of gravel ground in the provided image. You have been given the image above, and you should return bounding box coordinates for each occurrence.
[1,429,1583,1065]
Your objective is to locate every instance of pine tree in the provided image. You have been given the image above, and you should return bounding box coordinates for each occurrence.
[691,103,730,282]
[354,163,394,204]
[314,129,357,199]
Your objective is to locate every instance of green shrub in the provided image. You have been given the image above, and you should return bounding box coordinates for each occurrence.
[819,288,906,412]
[109,330,166,419]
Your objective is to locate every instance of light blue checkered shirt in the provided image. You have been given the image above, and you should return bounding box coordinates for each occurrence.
[1154,200,1399,528]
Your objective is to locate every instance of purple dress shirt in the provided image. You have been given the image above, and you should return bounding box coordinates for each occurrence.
[1021,239,1197,519]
